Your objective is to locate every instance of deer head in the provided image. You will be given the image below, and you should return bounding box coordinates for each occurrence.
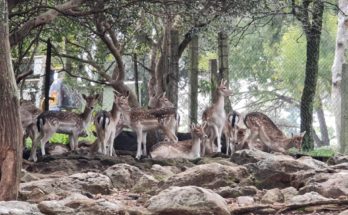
[217,79,232,97]
[114,91,131,112]
[148,91,174,109]
[191,122,208,139]
[288,131,306,150]
[82,94,100,110]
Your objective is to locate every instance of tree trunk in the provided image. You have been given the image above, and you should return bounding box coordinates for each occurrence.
[300,1,324,150]
[190,36,199,124]
[316,98,330,146]
[332,0,348,150]
[218,31,232,113]
[210,59,218,103]
[0,0,23,200]
[166,29,179,107]
[155,26,170,96]
[133,53,139,103]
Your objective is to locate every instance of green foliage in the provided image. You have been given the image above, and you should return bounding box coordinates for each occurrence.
[289,147,335,158]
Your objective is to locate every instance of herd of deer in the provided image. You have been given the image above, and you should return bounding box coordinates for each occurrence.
[19,80,306,162]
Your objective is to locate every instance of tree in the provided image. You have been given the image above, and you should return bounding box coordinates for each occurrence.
[0,0,23,200]
[291,0,325,150]
[332,0,348,153]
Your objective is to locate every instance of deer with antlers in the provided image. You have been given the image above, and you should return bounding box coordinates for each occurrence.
[150,122,207,160]
[30,94,99,162]
[202,79,232,155]
[94,91,131,156]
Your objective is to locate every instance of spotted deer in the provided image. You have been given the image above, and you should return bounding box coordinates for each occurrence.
[94,91,131,156]
[148,92,179,141]
[30,94,99,162]
[243,112,306,153]
[150,122,207,160]
[115,92,178,159]
[202,79,232,155]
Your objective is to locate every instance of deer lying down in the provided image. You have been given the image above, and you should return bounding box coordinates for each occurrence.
[150,122,207,160]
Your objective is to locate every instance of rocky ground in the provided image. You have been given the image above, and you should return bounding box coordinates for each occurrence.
[1,147,348,215]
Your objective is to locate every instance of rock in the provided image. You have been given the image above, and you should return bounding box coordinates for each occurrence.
[0,201,43,215]
[261,188,284,204]
[236,196,255,206]
[328,155,348,165]
[247,152,327,189]
[104,164,158,193]
[162,163,249,189]
[21,169,39,183]
[298,171,348,198]
[146,186,230,215]
[38,193,128,215]
[215,186,258,198]
[339,209,348,215]
[47,144,69,156]
[280,187,299,202]
[231,149,272,165]
[20,172,113,202]
[288,192,331,204]
[150,164,181,181]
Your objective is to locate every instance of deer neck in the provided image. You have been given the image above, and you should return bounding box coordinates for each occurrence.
[80,106,94,126]
[110,103,121,120]
[214,94,225,112]
[190,135,202,157]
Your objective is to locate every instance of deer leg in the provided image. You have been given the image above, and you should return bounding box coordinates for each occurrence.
[211,125,219,152]
[224,130,230,155]
[39,129,54,157]
[142,132,148,156]
[108,129,116,156]
[135,127,143,160]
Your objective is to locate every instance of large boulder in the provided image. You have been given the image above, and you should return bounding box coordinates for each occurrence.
[104,163,158,193]
[231,149,273,165]
[0,201,43,215]
[298,171,348,198]
[20,172,113,202]
[38,193,134,215]
[161,163,249,190]
[146,186,230,215]
[245,152,327,189]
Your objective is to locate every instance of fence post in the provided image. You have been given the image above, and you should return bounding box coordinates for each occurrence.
[340,63,348,154]
[44,39,51,111]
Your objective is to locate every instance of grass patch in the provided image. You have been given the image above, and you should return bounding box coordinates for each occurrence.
[289,147,335,158]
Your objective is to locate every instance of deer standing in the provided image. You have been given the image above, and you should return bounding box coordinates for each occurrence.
[30,94,99,162]
[150,122,207,159]
[94,91,131,156]
[148,92,179,141]
[202,79,232,155]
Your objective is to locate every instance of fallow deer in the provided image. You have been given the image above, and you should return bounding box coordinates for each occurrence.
[30,94,99,162]
[202,79,232,155]
[148,92,179,141]
[150,122,207,160]
[115,91,178,159]
[94,91,131,156]
[243,112,306,153]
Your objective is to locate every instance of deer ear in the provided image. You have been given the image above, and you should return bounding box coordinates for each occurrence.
[162,91,166,98]
[202,121,207,128]
[82,94,87,100]
[125,90,130,98]
[300,131,306,137]
[94,94,100,100]
[220,79,224,86]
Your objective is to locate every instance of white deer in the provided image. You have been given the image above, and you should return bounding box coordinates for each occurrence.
[202,79,232,155]
[94,91,131,156]
[30,94,99,162]
[150,122,207,159]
